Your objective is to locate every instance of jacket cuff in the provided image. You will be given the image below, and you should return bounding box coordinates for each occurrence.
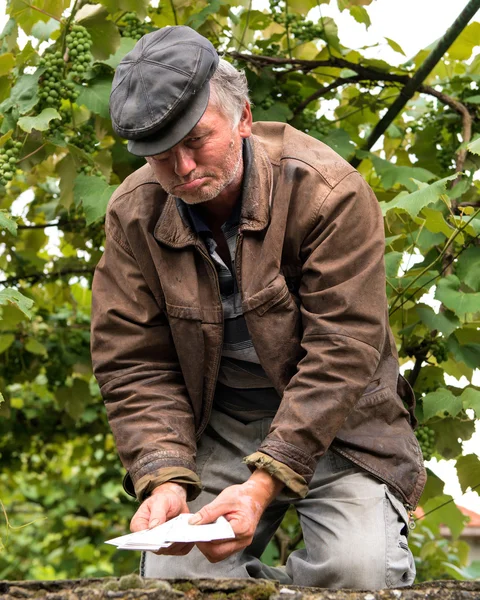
[124,467,202,502]
[243,452,308,498]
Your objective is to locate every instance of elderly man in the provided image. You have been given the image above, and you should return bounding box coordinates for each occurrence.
[91,26,425,588]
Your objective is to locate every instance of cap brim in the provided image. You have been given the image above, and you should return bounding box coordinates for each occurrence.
[127,84,211,157]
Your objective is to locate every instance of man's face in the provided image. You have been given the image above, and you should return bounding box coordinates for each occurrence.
[145,100,252,205]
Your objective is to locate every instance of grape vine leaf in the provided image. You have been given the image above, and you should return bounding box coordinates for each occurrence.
[99,0,150,20]
[0,289,34,319]
[73,174,118,225]
[380,174,456,217]
[467,137,480,155]
[0,334,15,354]
[186,0,226,29]
[447,334,480,370]
[415,304,460,338]
[429,417,475,460]
[385,37,405,56]
[370,154,436,191]
[0,53,15,77]
[76,5,121,61]
[461,387,480,418]
[423,389,462,421]
[447,22,480,61]
[18,108,61,133]
[0,209,18,236]
[102,37,136,70]
[455,246,480,292]
[422,495,467,539]
[0,70,42,115]
[456,454,480,494]
[77,78,112,119]
[25,338,47,356]
[435,275,480,317]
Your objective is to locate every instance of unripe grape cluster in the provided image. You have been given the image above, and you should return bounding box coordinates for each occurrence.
[430,338,448,363]
[68,123,99,155]
[0,139,22,185]
[121,13,151,40]
[415,426,436,461]
[66,25,93,79]
[268,0,324,42]
[38,50,75,109]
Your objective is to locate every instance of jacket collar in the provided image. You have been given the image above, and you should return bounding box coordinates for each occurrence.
[154,134,273,248]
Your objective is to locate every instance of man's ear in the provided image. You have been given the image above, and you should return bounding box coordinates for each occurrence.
[238,101,253,138]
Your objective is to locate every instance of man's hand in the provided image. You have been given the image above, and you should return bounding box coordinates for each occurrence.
[130,481,194,556]
[190,470,284,563]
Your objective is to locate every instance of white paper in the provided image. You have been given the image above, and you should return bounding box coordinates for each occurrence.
[105,514,235,551]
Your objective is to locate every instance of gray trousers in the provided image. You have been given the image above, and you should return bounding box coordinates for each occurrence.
[142,410,416,589]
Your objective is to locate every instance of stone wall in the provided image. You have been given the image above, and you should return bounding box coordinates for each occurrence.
[1,576,480,600]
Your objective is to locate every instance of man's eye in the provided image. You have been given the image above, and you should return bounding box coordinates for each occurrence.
[187,136,203,146]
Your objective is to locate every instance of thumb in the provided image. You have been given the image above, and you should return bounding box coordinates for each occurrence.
[189,499,226,525]
[148,500,168,530]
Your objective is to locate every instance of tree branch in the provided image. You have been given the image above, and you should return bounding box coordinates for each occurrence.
[16,222,59,230]
[0,268,94,287]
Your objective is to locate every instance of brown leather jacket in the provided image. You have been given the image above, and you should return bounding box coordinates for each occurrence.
[91,122,426,509]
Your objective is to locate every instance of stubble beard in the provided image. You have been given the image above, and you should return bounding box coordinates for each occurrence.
[164,138,243,205]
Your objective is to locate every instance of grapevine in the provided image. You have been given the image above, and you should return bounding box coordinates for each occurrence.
[415,425,436,461]
[0,139,22,185]
[66,24,93,80]
[121,13,151,40]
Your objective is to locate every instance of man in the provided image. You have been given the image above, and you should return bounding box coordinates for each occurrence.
[91,26,426,588]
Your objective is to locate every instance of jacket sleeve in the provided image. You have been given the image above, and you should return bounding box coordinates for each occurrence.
[247,170,388,487]
[91,206,201,501]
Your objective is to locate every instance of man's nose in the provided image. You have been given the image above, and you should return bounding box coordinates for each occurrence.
[173,147,196,177]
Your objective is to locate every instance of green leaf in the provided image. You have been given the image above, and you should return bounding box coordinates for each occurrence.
[422,495,467,539]
[56,378,90,421]
[101,37,136,70]
[467,137,480,155]
[349,5,371,27]
[448,22,480,61]
[25,338,47,355]
[17,108,60,133]
[464,94,480,104]
[370,155,437,192]
[429,417,475,459]
[415,304,459,338]
[385,37,405,56]
[0,70,42,115]
[456,454,480,494]
[456,246,480,292]
[0,209,18,236]
[73,174,118,225]
[187,0,226,29]
[384,251,403,280]
[447,334,480,370]
[460,387,480,418]
[0,289,33,319]
[76,4,121,61]
[422,389,462,421]
[76,77,111,119]
[0,53,15,77]
[421,207,453,238]
[252,102,293,122]
[320,128,356,160]
[0,334,15,354]
[98,0,150,20]
[419,469,445,505]
[31,18,61,40]
[435,275,480,318]
[380,175,456,218]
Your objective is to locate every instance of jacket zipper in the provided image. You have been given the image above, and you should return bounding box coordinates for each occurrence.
[194,241,224,441]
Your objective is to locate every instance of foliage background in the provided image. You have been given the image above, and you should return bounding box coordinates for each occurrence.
[0,0,480,582]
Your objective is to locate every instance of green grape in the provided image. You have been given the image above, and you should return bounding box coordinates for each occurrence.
[121,13,151,40]
[66,24,93,81]
[415,425,436,461]
[0,138,22,185]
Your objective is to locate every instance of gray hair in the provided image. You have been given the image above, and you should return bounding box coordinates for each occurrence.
[209,58,250,127]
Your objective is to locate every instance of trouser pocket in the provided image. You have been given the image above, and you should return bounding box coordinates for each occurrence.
[384,487,416,587]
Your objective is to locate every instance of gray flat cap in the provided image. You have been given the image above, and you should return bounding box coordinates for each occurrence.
[110,26,219,156]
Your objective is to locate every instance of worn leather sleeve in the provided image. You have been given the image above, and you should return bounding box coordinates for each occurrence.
[257,171,387,483]
[91,205,198,500]
[243,452,308,498]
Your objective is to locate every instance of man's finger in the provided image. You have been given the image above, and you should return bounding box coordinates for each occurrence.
[189,499,231,525]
